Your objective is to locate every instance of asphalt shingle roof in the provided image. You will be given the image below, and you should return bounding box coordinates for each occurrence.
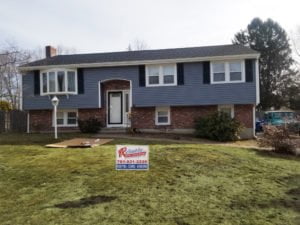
[21,44,258,68]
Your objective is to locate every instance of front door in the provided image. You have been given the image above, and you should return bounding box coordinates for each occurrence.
[108,91,123,124]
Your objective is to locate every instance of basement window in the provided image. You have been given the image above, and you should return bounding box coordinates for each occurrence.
[155,107,171,125]
[53,109,78,127]
[218,105,234,118]
[40,69,77,95]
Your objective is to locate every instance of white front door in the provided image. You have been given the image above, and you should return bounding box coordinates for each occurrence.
[108,92,122,124]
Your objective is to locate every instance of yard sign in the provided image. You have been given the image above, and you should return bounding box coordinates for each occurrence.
[116,145,149,170]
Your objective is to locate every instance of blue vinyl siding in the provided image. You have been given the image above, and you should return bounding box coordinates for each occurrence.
[22,62,257,110]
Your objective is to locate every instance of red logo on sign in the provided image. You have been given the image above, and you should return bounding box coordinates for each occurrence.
[118,147,127,157]
[118,147,146,158]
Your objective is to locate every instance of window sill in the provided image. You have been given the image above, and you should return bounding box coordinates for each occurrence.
[52,124,78,128]
[146,83,177,87]
[155,123,171,126]
[41,92,77,96]
[211,80,245,84]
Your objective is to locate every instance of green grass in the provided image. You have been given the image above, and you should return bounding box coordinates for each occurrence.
[0,133,299,225]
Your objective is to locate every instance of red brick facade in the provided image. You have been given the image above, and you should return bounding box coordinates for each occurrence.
[30,110,52,132]
[171,106,218,129]
[131,105,218,129]
[131,107,156,129]
[234,104,253,128]
[29,104,254,133]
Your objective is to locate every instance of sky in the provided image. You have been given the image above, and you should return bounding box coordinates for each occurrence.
[0,0,300,54]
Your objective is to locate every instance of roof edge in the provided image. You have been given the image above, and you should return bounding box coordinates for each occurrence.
[19,53,260,72]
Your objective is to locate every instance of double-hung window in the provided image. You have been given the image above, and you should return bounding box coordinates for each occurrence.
[211,61,245,84]
[218,105,234,118]
[146,64,177,86]
[40,69,77,95]
[155,107,171,125]
[53,110,78,127]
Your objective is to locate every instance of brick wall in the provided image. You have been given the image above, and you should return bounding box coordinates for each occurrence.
[102,80,130,91]
[131,105,217,129]
[29,109,105,132]
[131,107,156,129]
[29,110,52,132]
[234,104,253,128]
[29,103,254,132]
[131,104,253,130]
[171,105,217,128]
[78,109,105,125]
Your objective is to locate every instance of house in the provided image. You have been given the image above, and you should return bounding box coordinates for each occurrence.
[20,44,260,139]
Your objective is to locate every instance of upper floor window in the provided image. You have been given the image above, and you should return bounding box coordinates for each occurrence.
[211,61,245,84]
[40,69,77,95]
[146,64,177,87]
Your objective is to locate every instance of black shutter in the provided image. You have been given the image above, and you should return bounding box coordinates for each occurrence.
[77,68,84,94]
[245,59,254,82]
[139,65,145,87]
[33,70,40,95]
[177,63,184,85]
[203,61,210,84]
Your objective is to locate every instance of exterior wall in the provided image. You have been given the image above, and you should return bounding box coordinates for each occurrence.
[131,107,156,129]
[29,110,52,132]
[29,80,130,132]
[29,103,254,139]
[23,66,137,110]
[234,104,253,128]
[23,61,257,110]
[78,108,105,125]
[29,109,105,132]
[131,104,254,139]
[171,106,217,128]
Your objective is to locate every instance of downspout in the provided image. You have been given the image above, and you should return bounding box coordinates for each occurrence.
[27,111,30,133]
[253,104,257,139]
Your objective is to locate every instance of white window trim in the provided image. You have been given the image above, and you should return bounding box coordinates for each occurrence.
[40,68,78,96]
[52,109,78,127]
[218,104,234,118]
[146,64,177,87]
[155,106,171,125]
[210,60,245,84]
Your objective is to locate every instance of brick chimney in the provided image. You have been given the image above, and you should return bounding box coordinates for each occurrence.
[45,45,57,58]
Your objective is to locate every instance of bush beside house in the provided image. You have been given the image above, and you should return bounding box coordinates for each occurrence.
[194,112,243,142]
[78,118,102,133]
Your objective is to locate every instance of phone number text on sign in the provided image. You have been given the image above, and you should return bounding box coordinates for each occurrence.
[116,145,149,170]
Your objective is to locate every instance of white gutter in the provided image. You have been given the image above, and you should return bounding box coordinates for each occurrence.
[19,53,260,72]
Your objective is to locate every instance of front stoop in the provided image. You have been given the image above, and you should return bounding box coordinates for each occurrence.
[100,127,127,134]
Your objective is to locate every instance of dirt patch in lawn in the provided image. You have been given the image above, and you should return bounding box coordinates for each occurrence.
[54,195,117,208]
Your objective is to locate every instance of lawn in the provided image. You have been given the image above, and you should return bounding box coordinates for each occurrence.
[0,133,299,225]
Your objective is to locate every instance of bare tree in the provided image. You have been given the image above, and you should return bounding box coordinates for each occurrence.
[127,39,149,51]
[0,41,31,109]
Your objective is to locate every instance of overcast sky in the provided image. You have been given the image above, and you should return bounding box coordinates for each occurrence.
[0,0,299,54]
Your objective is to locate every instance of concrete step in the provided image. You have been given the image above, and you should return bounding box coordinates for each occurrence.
[100,127,127,133]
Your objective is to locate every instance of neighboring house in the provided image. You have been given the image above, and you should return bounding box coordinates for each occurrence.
[20,44,260,139]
